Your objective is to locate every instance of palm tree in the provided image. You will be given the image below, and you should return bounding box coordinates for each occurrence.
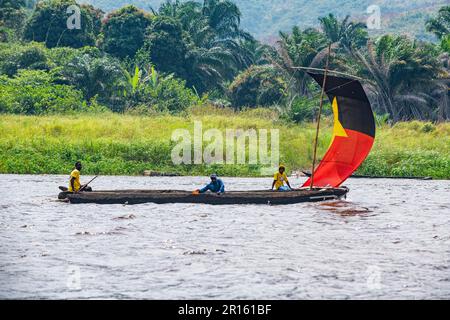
[62,54,124,105]
[435,52,450,121]
[202,0,241,39]
[185,44,238,92]
[154,0,255,92]
[238,39,278,67]
[426,6,450,40]
[355,36,443,121]
[319,14,368,54]
[276,27,328,98]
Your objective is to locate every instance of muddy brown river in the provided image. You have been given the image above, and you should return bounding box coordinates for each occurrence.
[0,174,449,299]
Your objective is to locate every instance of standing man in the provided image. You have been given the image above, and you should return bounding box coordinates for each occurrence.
[272,165,292,191]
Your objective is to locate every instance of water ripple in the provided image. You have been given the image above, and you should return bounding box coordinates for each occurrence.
[0,174,449,299]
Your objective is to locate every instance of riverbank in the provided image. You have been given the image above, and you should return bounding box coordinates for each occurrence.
[0,111,449,179]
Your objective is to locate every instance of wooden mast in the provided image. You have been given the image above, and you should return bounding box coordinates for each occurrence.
[310,43,332,189]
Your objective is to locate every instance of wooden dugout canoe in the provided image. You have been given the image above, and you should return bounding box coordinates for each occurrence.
[58,187,349,205]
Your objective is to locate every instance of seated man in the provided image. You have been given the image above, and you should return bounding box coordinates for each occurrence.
[196,174,225,195]
[272,165,292,192]
[68,161,92,193]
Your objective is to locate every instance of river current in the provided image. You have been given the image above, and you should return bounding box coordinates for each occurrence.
[0,174,449,299]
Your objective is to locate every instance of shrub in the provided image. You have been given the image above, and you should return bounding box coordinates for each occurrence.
[123,66,200,114]
[229,65,286,109]
[422,122,436,133]
[46,46,102,70]
[288,96,318,123]
[0,27,15,43]
[0,42,49,76]
[0,69,86,114]
[148,76,199,113]
[59,52,125,110]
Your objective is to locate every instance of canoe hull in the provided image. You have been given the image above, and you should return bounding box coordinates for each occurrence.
[59,188,349,205]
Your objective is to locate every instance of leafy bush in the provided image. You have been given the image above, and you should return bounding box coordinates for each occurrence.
[46,46,102,69]
[288,96,318,123]
[123,66,201,114]
[441,34,450,53]
[0,27,16,43]
[0,69,87,114]
[59,52,125,110]
[0,0,27,35]
[148,75,200,113]
[0,42,49,76]
[229,65,286,109]
[422,122,437,133]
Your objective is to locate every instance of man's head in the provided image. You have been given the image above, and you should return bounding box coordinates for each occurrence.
[210,174,218,182]
[75,161,82,171]
[279,165,285,174]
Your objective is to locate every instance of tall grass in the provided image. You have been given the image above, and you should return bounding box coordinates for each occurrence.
[0,112,449,179]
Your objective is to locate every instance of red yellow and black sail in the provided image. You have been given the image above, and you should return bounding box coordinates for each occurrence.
[303,72,376,188]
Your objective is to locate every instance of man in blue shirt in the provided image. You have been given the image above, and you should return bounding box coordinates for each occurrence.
[197,174,225,195]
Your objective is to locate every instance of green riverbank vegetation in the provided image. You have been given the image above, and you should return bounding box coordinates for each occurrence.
[1,112,449,179]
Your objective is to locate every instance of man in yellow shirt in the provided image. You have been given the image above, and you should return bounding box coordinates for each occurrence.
[68,161,91,193]
[272,165,292,191]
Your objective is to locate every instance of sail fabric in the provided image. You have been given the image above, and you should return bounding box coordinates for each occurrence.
[302,73,376,188]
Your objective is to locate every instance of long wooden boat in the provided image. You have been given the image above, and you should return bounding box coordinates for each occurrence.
[56,71,377,206]
[58,187,349,205]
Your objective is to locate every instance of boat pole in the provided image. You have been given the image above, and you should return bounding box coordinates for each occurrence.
[80,176,98,192]
[310,44,332,189]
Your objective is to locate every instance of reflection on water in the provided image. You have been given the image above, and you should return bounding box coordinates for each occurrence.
[0,174,449,299]
[318,201,373,217]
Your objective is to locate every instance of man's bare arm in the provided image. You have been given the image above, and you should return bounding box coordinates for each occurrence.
[70,177,76,193]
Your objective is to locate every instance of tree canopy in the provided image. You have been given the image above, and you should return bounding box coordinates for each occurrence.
[0,0,448,121]
[23,0,102,48]
[101,5,152,59]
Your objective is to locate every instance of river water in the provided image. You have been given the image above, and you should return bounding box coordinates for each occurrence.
[0,174,449,300]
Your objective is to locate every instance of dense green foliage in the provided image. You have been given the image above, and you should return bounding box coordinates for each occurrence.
[23,0,102,48]
[101,5,152,58]
[229,65,286,109]
[123,65,200,114]
[0,70,87,114]
[0,1,449,121]
[356,35,445,121]
[140,15,187,78]
[0,0,27,29]
[426,6,450,40]
[0,42,48,76]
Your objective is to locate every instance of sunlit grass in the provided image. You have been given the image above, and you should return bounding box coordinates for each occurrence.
[0,111,449,178]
